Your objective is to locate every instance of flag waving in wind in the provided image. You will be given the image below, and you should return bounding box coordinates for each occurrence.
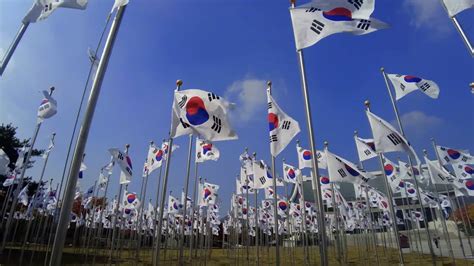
[23,0,88,24]
[366,110,420,164]
[436,145,474,165]
[109,148,133,184]
[267,89,300,157]
[290,3,388,50]
[354,136,377,161]
[442,0,474,17]
[195,138,220,163]
[386,73,440,100]
[325,148,373,185]
[171,89,238,141]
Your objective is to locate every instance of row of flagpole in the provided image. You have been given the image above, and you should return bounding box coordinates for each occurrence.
[0,0,473,265]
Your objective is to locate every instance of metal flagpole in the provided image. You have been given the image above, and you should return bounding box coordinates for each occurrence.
[154,79,182,264]
[48,4,127,264]
[380,67,437,263]
[422,149,456,264]
[179,134,194,264]
[267,81,280,266]
[290,1,328,264]
[19,133,56,260]
[353,130,381,264]
[109,145,129,261]
[189,161,199,259]
[0,87,54,253]
[0,22,29,76]
[439,0,474,56]
[365,101,405,265]
[431,137,474,255]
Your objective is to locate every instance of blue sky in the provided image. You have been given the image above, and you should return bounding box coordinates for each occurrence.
[1,0,473,214]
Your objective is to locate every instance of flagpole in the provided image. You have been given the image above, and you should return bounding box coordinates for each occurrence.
[380,67,437,263]
[49,4,127,264]
[438,0,474,56]
[422,149,456,263]
[364,100,405,265]
[267,81,281,266]
[431,139,473,257]
[0,86,54,253]
[20,132,56,260]
[0,22,29,76]
[252,153,260,266]
[189,161,199,259]
[290,1,328,264]
[154,80,182,265]
[179,134,194,264]
[353,131,381,264]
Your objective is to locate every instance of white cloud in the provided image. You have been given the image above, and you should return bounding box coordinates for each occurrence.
[395,110,443,137]
[225,78,267,123]
[403,0,450,34]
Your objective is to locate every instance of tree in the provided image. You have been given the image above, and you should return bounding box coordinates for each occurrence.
[0,123,43,171]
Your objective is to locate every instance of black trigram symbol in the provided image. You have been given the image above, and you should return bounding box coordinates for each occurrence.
[400,84,406,91]
[387,133,402,146]
[462,156,468,162]
[270,135,278,142]
[364,149,371,156]
[208,92,220,102]
[338,169,347,178]
[419,82,430,92]
[211,116,222,133]
[306,7,320,12]
[348,0,363,10]
[117,152,124,161]
[178,95,187,108]
[259,176,266,185]
[180,118,190,129]
[282,121,291,130]
[44,4,53,12]
[357,19,371,31]
[311,20,325,35]
[444,156,450,162]
[268,102,272,109]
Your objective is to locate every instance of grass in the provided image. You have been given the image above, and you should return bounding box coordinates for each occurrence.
[1,244,472,265]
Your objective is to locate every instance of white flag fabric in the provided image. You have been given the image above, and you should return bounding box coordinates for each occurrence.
[146,144,164,174]
[78,162,87,179]
[452,174,474,196]
[290,5,388,50]
[252,160,273,189]
[425,158,454,185]
[282,163,301,184]
[296,144,327,169]
[171,89,238,141]
[3,174,16,187]
[382,156,404,194]
[436,145,474,165]
[19,184,29,206]
[453,163,474,180]
[23,0,88,24]
[386,74,440,101]
[37,90,57,123]
[325,149,373,185]
[123,191,141,209]
[42,137,55,159]
[354,136,377,161]
[195,138,220,163]
[442,0,474,17]
[303,0,375,19]
[168,195,182,214]
[267,91,300,157]
[198,182,220,206]
[236,179,254,194]
[108,148,133,184]
[111,0,129,13]
[264,187,275,199]
[366,110,420,164]
[0,149,10,176]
